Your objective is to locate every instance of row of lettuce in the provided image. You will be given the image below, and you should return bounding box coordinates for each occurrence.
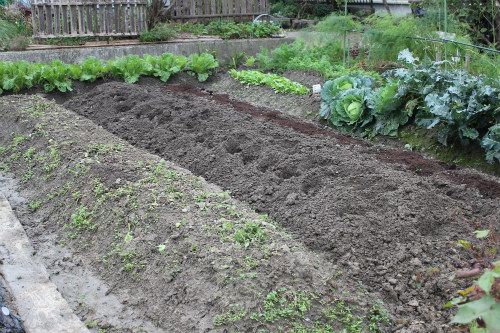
[0,52,219,94]
[316,49,499,164]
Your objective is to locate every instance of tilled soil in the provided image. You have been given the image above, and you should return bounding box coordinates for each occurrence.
[3,95,379,333]
[62,81,500,332]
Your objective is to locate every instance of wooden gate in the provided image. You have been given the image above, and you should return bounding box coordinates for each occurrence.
[31,0,148,38]
[170,0,269,21]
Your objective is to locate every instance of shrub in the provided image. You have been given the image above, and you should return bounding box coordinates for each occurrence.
[139,23,177,42]
[313,13,362,33]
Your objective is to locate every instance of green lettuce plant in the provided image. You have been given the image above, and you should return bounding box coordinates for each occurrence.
[108,55,152,84]
[186,53,219,82]
[229,69,309,95]
[143,53,188,82]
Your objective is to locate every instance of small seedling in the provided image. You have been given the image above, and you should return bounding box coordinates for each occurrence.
[28,200,42,212]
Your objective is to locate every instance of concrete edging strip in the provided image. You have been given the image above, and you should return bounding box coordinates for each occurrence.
[0,193,89,333]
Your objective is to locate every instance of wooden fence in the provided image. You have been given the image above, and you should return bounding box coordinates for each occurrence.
[31,0,148,38]
[170,0,269,21]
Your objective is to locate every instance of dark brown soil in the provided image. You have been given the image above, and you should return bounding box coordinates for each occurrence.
[3,95,376,333]
[61,81,500,332]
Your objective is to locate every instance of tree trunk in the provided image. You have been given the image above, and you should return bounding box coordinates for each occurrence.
[369,0,375,13]
[382,0,391,14]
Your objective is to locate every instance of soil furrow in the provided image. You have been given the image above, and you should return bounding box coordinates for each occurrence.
[62,81,500,331]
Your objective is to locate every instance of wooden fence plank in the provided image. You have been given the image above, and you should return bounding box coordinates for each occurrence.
[124,2,128,33]
[31,0,271,38]
[129,2,134,34]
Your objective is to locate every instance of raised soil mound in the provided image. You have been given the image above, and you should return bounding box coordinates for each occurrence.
[60,81,500,332]
[1,95,391,333]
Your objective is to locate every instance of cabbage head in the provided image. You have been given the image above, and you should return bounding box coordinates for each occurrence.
[320,74,374,119]
[330,89,367,127]
[367,81,410,136]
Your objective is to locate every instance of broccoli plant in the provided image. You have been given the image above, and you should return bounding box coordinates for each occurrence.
[481,124,500,163]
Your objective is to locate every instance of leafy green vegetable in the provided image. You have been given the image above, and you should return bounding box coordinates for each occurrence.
[0,52,217,96]
[320,73,375,130]
[367,81,410,136]
[229,69,309,95]
[320,74,374,119]
[108,55,151,84]
[186,53,219,82]
[330,89,369,128]
[38,60,75,92]
[143,54,187,82]
[481,124,500,163]
[77,57,109,82]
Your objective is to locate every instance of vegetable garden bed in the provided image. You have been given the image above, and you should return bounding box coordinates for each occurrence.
[2,75,494,332]
[0,49,499,332]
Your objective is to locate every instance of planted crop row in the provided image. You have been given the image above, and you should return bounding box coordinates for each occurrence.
[320,50,500,163]
[229,69,309,95]
[0,52,219,94]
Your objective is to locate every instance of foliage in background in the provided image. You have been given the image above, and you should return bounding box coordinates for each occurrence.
[139,22,178,42]
[229,69,309,95]
[269,0,338,19]
[0,52,217,94]
[362,14,472,65]
[421,0,499,48]
[0,3,31,51]
[256,39,344,78]
[313,13,362,33]
[139,20,281,42]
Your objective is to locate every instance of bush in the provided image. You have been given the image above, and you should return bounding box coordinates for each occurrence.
[140,20,280,42]
[139,23,177,42]
[313,13,362,33]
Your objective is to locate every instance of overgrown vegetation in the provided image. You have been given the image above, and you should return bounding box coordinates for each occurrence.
[139,20,281,42]
[0,52,218,95]
[0,3,31,51]
[229,69,309,95]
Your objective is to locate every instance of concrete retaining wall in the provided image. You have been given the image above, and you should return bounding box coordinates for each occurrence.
[0,38,294,64]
